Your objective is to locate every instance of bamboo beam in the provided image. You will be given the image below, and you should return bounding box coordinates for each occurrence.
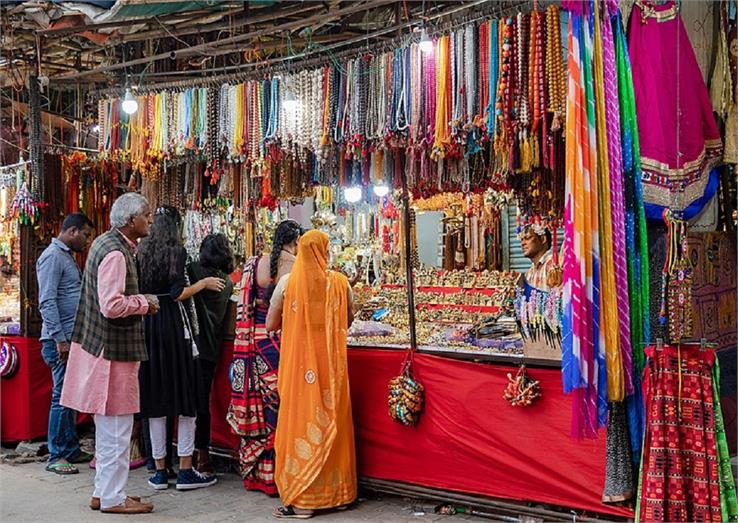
[102,4,322,46]
[55,0,395,81]
[36,7,234,37]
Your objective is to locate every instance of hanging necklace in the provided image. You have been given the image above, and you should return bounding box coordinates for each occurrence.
[494,18,513,173]
[546,5,566,131]
[478,21,490,129]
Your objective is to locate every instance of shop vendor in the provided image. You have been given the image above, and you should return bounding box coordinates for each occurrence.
[519,224,561,291]
[514,224,563,347]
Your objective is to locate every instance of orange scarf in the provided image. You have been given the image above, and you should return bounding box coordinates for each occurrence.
[274,230,356,509]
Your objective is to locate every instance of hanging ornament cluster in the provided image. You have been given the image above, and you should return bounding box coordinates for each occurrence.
[503,365,541,407]
[99,87,211,180]
[98,6,567,222]
[11,182,39,225]
[387,363,425,426]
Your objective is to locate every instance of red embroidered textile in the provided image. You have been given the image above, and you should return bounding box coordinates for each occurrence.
[640,344,722,522]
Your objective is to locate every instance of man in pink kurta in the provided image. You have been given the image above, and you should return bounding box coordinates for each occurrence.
[61,193,159,515]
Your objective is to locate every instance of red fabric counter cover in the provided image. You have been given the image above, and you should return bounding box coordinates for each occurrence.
[347,348,632,517]
[210,343,631,516]
[1,336,52,442]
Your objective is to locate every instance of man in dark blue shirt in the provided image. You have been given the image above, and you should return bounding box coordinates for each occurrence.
[37,213,94,474]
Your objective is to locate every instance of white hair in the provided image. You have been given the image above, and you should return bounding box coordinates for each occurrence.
[109,192,149,228]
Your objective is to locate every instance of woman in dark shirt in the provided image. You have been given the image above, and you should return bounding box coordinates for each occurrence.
[137,206,225,491]
[187,233,235,473]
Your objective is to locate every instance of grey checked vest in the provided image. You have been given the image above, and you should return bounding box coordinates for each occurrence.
[71,230,147,362]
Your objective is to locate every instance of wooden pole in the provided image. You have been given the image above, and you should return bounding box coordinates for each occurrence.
[28,74,44,199]
[55,0,396,81]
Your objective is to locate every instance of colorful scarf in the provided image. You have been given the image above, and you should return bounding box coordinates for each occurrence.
[615,10,650,464]
[562,4,608,439]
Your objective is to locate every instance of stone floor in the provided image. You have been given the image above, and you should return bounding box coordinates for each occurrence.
[0,459,487,523]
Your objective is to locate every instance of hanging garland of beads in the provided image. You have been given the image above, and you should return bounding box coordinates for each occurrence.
[97,9,568,225]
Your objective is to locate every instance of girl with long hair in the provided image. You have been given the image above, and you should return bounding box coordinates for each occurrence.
[188,233,236,473]
[227,219,303,495]
[137,206,225,491]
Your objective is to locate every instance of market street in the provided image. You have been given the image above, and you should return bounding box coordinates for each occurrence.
[0,462,485,523]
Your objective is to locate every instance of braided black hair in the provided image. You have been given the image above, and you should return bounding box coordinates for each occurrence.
[264,219,303,302]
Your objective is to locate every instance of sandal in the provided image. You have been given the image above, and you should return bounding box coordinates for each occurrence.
[45,462,79,475]
[68,450,94,464]
[273,506,314,519]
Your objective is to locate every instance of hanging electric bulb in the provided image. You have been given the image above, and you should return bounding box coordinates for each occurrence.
[419,27,433,54]
[121,88,138,115]
[91,124,100,133]
[283,90,300,114]
[373,184,390,197]
[344,186,362,203]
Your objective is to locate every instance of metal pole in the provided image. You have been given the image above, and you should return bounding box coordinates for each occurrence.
[400,155,418,351]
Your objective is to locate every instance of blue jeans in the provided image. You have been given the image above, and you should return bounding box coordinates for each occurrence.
[40,340,80,463]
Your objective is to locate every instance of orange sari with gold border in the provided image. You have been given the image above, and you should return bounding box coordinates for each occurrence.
[274,230,357,509]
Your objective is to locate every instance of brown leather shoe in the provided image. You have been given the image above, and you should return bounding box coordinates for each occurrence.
[100,497,153,514]
[90,496,141,511]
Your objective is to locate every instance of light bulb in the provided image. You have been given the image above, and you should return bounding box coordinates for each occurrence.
[283,99,300,112]
[344,186,362,203]
[373,184,390,197]
[121,88,138,115]
[419,28,433,54]
[283,89,300,113]
[91,124,100,133]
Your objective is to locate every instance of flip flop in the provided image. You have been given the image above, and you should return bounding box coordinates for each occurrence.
[68,450,94,464]
[273,506,313,519]
[45,462,79,475]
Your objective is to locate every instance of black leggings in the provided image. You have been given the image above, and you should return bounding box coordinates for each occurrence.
[195,359,217,450]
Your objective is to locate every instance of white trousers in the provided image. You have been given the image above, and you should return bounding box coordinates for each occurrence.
[149,416,196,460]
[93,414,133,509]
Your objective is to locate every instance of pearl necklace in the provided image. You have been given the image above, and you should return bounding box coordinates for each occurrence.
[464,23,477,125]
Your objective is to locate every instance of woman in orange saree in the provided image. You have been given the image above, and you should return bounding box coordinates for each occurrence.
[266,230,356,519]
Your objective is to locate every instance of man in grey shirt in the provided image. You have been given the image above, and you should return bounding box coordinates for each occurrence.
[37,212,93,474]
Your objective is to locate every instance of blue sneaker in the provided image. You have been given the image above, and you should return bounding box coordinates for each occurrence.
[148,469,169,490]
[175,468,217,490]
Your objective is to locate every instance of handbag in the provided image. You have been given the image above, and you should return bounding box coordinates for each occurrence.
[387,348,425,426]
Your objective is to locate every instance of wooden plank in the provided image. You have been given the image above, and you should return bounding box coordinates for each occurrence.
[56,0,394,80]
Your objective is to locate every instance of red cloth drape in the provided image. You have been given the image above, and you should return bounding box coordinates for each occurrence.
[346,348,632,517]
[1,337,52,442]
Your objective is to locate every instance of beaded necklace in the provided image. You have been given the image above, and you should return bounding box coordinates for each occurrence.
[233,84,244,159]
[449,30,460,130]
[464,23,477,125]
[396,48,410,134]
[320,67,331,150]
[218,84,229,153]
[494,19,513,171]
[432,35,450,160]
[265,78,279,142]
[409,43,421,144]
[478,21,490,128]
[546,5,566,131]
[516,12,531,173]
[487,20,498,137]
